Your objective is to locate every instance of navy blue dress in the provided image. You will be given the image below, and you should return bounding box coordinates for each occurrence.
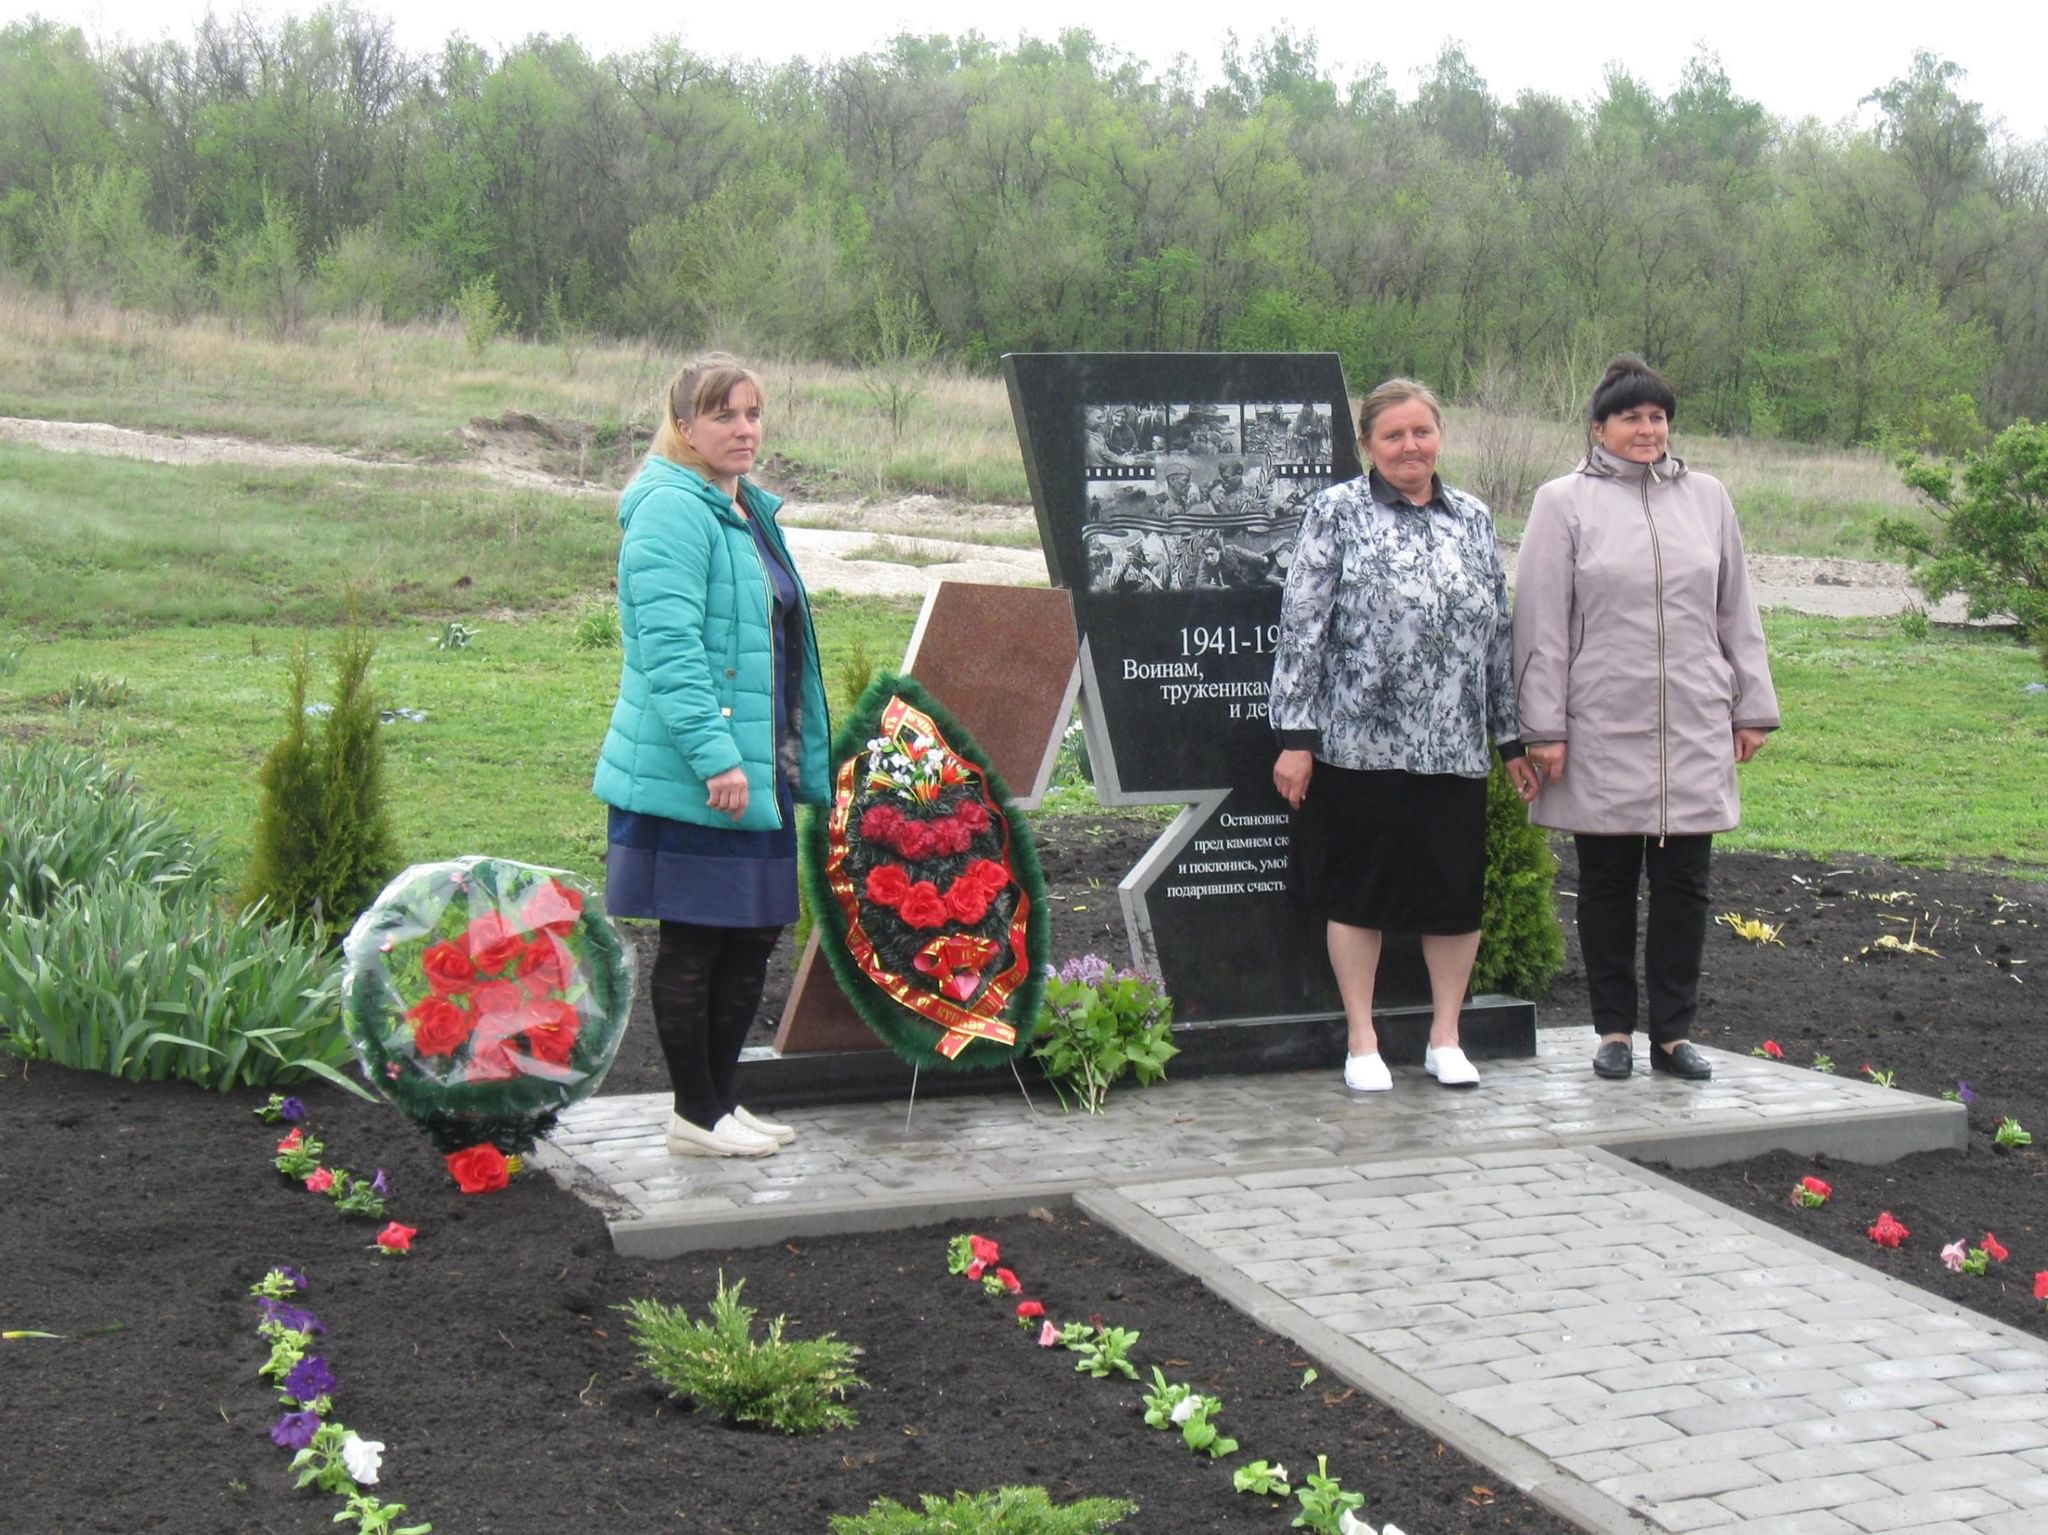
[604,514,803,928]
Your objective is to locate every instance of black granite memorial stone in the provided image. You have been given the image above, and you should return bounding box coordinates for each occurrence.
[1006,351,1447,1027]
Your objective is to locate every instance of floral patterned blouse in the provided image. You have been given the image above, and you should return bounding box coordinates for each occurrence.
[1269,471,1521,779]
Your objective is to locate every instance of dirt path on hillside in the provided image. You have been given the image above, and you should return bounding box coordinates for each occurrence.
[0,414,1965,614]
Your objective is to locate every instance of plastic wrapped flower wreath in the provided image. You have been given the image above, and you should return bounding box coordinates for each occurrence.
[801,673,1049,1070]
[340,857,632,1184]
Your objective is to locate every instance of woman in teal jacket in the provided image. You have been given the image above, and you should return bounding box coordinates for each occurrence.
[593,354,831,1158]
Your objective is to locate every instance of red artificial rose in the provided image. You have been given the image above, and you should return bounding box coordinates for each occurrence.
[471,979,528,1023]
[930,817,973,856]
[521,880,584,936]
[953,799,991,834]
[944,878,991,925]
[420,941,476,995]
[1016,1299,1045,1321]
[466,1038,519,1082]
[1866,1211,1910,1248]
[523,1000,582,1068]
[375,1222,416,1254]
[860,805,904,842]
[962,858,1010,894]
[865,864,912,907]
[996,1267,1021,1294]
[969,1234,1000,1264]
[898,881,948,930]
[466,912,526,974]
[445,1144,511,1194]
[517,934,572,994]
[407,995,474,1057]
[1984,1232,2010,1263]
[895,820,939,861]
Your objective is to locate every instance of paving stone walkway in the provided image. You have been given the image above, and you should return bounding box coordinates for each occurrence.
[538,1030,2048,1534]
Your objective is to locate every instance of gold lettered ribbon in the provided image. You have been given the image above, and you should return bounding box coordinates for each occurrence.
[826,695,1033,1059]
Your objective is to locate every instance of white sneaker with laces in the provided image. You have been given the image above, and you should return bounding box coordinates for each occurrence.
[1424,1044,1480,1086]
[666,1113,778,1158]
[732,1104,795,1145]
[1343,1051,1392,1092]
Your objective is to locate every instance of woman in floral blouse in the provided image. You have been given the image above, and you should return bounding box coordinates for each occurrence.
[1270,378,1540,1093]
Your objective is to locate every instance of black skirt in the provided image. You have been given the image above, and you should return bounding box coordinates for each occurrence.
[1289,763,1487,934]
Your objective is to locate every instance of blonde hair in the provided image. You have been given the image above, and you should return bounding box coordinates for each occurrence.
[1355,377,1444,444]
[649,353,766,478]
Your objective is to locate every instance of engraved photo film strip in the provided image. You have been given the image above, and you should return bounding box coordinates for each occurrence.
[1079,399,1336,595]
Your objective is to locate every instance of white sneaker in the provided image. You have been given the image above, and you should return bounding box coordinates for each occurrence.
[666,1113,778,1158]
[732,1104,795,1145]
[1424,1045,1480,1086]
[1343,1052,1392,1092]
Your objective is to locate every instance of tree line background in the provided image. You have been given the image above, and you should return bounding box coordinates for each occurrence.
[4,8,2044,450]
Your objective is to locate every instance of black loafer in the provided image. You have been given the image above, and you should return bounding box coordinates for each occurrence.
[1651,1041,1714,1080]
[1592,1040,1633,1079]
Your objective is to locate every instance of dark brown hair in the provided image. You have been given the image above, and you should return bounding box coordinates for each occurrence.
[1588,354,1678,427]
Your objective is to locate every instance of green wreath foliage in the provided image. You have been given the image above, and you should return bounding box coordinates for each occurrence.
[800,672,1049,1071]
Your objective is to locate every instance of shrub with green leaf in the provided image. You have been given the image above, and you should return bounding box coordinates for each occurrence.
[0,740,219,916]
[1031,956,1178,1114]
[1879,419,2048,669]
[0,874,355,1090]
[1471,757,1565,998]
[618,1274,864,1434]
[829,1486,1136,1535]
[242,618,400,937]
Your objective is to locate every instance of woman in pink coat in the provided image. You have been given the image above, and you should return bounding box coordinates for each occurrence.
[1513,356,1779,1082]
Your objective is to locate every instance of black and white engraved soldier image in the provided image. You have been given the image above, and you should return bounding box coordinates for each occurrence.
[1080,398,1332,597]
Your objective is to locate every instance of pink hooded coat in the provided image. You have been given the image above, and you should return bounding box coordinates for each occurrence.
[1512,445,1779,838]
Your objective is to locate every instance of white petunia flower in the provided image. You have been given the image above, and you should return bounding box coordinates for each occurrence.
[1169,1394,1199,1424]
[340,1433,385,1485]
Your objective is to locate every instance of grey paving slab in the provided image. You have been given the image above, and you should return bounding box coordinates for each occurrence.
[532,1027,2040,1535]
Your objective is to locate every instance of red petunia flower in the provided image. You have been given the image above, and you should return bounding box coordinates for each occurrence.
[965,1259,986,1281]
[1867,1211,1910,1248]
[930,817,973,856]
[375,1222,417,1255]
[1801,1176,1832,1199]
[1016,1300,1045,1321]
[1762,1040,1784,1059]
[276,1129,303,1153]
[894,820,940,861]
[996,1267,1021,1294]
[1983,1233,2009,1263]
[860,805,905,842]
[969,1235,1000,1264]
[1038,1319,1061,1347]
[304,1167,334,1194]
[2034,1271,2048,1302]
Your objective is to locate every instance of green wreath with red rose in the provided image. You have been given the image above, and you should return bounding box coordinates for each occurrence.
[340,857,633,1181]
[800,672,1048,1070]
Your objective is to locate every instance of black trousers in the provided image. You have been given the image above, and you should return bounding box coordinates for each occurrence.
[648,921,780,1129]
[1574,834,1714,1046]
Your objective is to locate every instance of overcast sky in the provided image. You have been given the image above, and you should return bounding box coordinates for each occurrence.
[31,0,2048,140]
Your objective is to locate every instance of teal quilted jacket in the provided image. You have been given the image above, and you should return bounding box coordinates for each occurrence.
[591,456,831,829]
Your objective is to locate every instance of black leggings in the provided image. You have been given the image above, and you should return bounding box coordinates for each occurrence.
[1574,834,1714,1047]
[649,921,781,1129]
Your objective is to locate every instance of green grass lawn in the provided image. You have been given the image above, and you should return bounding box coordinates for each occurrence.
[3,609,2041,884]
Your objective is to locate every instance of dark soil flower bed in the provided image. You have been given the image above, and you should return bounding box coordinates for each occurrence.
[3,819,2044,1533]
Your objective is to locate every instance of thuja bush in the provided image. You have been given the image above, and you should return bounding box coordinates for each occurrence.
[619,1274,865,1434]
[0,874,355,1090]
[1879,418,2048,669]
[829,1487,1136,1534]
[1472,756,1565,998]
[243,618,400,937]
[0,739,219,916]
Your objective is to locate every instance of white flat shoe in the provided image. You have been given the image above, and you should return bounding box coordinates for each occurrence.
[666,1113,777,1158]
[1424,1045,1480,1086]
[732,1105,795,1145]
[1343,1052,1392,1092]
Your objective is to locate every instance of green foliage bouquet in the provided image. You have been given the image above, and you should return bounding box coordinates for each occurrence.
[1032,956,1178,1114]
[341,857,631,1177]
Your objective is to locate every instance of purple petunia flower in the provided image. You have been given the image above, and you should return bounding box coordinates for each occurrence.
[282,1355,337,1404]
[275,1265,308,1292]
[370,1169,391,1198]
[1958,1081,1977,1104]
[257,1298,326,1335]
[278,1097,307,1122]
[269,1410,322,1450]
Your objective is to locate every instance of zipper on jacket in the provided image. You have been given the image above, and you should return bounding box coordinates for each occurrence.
[737,492,785,830]
[1639,466,1670,845]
